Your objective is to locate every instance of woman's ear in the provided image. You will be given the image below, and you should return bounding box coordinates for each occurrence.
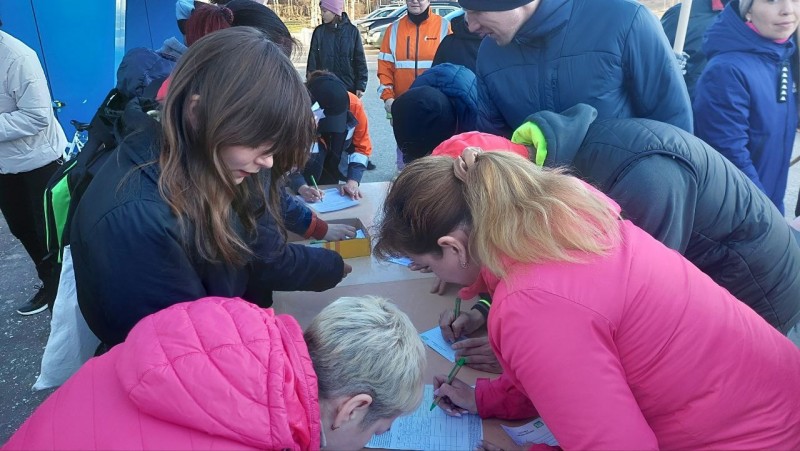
[186,94,201,129]
[437,229,470,267]
[332,394,373,430]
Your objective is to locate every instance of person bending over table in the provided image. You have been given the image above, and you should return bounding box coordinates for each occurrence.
[4,296,425,450]
[373,150,800,450]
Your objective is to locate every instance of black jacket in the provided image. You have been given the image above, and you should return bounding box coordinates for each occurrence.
[71,105,345,346]
[661,0,725,102]
[307,13,368,93]
[432,13,481,73]
[521,104,800,333]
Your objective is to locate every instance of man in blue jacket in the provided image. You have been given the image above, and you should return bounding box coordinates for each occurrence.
[460,0,693,137]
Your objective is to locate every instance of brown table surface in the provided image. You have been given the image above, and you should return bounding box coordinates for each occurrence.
[275,183,530,450]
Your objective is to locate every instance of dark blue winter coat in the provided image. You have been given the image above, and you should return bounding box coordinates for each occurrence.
[693,2,797,213]
[71,106,344,346]
[521,104,800,333]
[432,12,481,73]
[476,0,693,137]
[411,62,478,132]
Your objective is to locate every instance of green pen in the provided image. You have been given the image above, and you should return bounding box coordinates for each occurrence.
[430,357,467,411]
[310,175,321,198]
[454,297,461,320]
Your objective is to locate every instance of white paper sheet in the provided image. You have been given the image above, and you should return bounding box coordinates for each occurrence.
[501,418,559,447]
[300,188,360,213]
[366,385,483,450]
[420,327,460,363]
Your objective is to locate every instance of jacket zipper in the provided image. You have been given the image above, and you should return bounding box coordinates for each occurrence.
[415,23,420,77]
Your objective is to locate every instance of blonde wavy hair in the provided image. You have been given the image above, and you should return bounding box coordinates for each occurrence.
[374,150,621,276]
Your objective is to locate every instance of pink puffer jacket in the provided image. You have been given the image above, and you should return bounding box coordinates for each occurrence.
[3,297,321,450]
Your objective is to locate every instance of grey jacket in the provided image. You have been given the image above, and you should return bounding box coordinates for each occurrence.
[0,31,65,174]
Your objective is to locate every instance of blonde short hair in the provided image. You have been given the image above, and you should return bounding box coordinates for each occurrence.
[304,296,426,425]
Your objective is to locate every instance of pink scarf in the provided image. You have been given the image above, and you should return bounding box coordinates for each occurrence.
[746,21,790,44]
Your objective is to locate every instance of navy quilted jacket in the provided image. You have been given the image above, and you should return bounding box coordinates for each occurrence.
[411,62,478,132]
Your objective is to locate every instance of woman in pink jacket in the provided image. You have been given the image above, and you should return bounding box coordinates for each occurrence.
[3,296,425,450]
[374,149,800,450]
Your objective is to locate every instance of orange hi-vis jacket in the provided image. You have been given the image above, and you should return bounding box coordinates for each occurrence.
[377,13,451,101]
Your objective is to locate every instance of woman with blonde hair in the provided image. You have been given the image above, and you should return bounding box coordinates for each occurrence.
[374,150,800,449]
[4,296,425,449]
[70,27,349,348]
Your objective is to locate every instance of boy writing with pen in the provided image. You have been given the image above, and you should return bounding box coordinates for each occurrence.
[289,71,372,202]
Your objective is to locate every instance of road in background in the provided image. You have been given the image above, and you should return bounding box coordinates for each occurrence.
[1,50,800,443]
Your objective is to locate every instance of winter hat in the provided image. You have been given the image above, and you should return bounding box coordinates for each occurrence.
[432,131,530,159]
[458,0,534,12]
[307,73,350,133]
[321,0,344,16]
[176,0,196,20]
[392,86,458,163]
[738,0,753,18]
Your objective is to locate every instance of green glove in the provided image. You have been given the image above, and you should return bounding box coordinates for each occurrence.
[511,121,548,167]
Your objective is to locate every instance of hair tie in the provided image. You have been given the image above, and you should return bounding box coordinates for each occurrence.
[221,6,234,25]
[453,147,482,183]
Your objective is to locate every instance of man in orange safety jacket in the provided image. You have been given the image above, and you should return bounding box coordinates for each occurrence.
[377,0,451,121]
[378,0,451,169]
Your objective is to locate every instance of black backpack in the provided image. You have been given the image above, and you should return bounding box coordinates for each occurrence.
[42,58,168,270]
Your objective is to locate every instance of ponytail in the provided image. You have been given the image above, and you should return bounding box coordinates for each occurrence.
[462,150,620,276]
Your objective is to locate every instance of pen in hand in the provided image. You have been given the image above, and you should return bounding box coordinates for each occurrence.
[310,175,322,199]
[430,357,467,411]
[450,297,461,339]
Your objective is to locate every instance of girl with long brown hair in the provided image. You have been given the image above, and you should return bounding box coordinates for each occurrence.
[70,27,349,347]
[373,149,800,450]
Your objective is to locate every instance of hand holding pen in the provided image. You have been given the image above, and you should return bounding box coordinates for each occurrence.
[431,357,477,415]
[299,175,325,203]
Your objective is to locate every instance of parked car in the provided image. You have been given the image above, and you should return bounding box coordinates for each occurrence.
[357,6,407,34]
[354,6,401,27]
[363,3,461,46]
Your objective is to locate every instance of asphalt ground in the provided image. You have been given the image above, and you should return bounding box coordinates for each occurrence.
[1,51,799,443]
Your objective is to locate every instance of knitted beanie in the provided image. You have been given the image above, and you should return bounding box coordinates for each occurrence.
[321,0,344,16]
[738,0,753,18]
[392,86,458,163]
[458,0,534,11]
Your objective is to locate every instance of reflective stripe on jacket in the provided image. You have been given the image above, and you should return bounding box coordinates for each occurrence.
[377,14,450,101]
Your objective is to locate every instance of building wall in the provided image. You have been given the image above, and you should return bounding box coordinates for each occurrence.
[0,0,179,136]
